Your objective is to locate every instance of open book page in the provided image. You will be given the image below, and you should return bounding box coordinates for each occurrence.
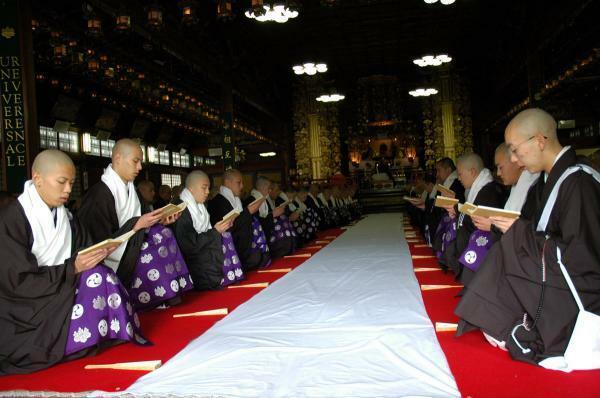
[157,202,187,219]
[435,184,455,198]
[434,196,459,207]
[458,202,477,214]
[468,205,521,219]
[78,229,136,255]
[222,209,241,223]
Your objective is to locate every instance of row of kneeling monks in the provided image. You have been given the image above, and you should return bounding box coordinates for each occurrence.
[406,108,600,372]
[0,140,362,375]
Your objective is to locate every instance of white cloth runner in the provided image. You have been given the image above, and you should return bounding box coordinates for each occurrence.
[18,180,72,266]
[179,188,212,233]
[111,214,459,398]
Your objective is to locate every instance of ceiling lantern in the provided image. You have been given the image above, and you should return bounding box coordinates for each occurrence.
[87,58,100,72]
[115,8,131,32]
[179,0,198,26]
[147,2,163,30]
[217,0,233,20]
[86,12,102,37]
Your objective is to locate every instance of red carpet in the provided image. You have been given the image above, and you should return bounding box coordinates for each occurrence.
[3,221,600,397]
[406,226,600,398]
[0,229,345,394]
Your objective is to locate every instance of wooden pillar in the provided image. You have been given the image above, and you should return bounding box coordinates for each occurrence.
[0,0,38,193]
[439,71,455,161]
[308,113,322,180]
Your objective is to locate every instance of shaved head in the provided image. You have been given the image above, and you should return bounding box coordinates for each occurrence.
[505,108,563,174]
[112,138,141,160]
[223,168,241,181]
[112,138,143,182]
[495,143,522,186]
[495,142,512,159]
[457,153,484,172]
[505,108,557,141]
[185,170,209,188]
[32,149,75,176]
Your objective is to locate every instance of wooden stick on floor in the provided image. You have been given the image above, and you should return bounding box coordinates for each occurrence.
[435,322,458,332]
[173,308,229,318]
[315,240,330,244]
[303,245,323,249]
[413,244,429,248]
[412,255,436,259]
[228,282,269,289]
[284,253,311,258]
[258,268,292,273]
[85,360,162,371]
[414,267,441,272]
[421,284,463,291]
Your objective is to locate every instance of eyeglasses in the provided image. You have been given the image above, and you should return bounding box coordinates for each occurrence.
[509,135,547,155]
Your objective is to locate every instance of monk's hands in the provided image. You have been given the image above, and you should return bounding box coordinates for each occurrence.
[134,208,163,231]
[443,204,456,219]
[160,211,182,226]
[289,211,300,222]
[272,206,285,218]
[74,246,116,274]
[489,216,518,233]
[472,215,492,232]
[247,198,264,214]
[214,219,233,233]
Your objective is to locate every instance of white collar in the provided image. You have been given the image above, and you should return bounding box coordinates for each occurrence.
[318,193,329,207]
[545,146,571,182]
[101,164,141,227]
[219,185,243,213]
[443,171,458,188]
[18,181,72,266]
[504,170,540,212]
[308,193,321,208]
[251,189,269,218]
[180,188,211,233]
[466,168,494,203]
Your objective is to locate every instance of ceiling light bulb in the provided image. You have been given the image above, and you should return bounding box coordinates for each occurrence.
[440,0,455,4]
[424,0,438,3]
[315,63,328,72]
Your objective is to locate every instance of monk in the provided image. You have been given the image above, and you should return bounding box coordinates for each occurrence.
[207,169,270,271]
[78,139,192,310]
[0,150,146,375]
[137,180,156,211]
[174,171,243,289]
[441,153,507,281]
[455,108,600,370]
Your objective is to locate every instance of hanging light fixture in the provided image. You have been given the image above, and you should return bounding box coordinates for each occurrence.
[245,1,299,23]
[147,2,163,30]
[413,54,452,67]
[179,0,198,26]
[86,12,102,37]
[316,93,345,103]
[87,58,100,72]
[292,62,327,75]
[115,7,131,32]
[424,0,456,4]
[217,0,233,20]
[408,88,438,97]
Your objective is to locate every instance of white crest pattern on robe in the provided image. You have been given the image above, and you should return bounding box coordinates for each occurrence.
[219,185,243,213]
[18,180,72,266]
[180,188,212,233]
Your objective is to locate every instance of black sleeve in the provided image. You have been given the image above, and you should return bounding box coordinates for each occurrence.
[174,209,222,254]
[451,179,466,203]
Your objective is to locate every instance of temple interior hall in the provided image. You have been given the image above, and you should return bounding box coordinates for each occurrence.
[0,0,599,397]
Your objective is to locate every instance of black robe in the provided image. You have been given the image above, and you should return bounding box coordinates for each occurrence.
[242,197,293,260]
[172,204,224,291]
[0,202,92,374]
[445,181,508,283]
[455,148,600,365]
[430,178,466,253]
[207,193,270,271]
[77,182,146,286]
[305,195,324,229]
